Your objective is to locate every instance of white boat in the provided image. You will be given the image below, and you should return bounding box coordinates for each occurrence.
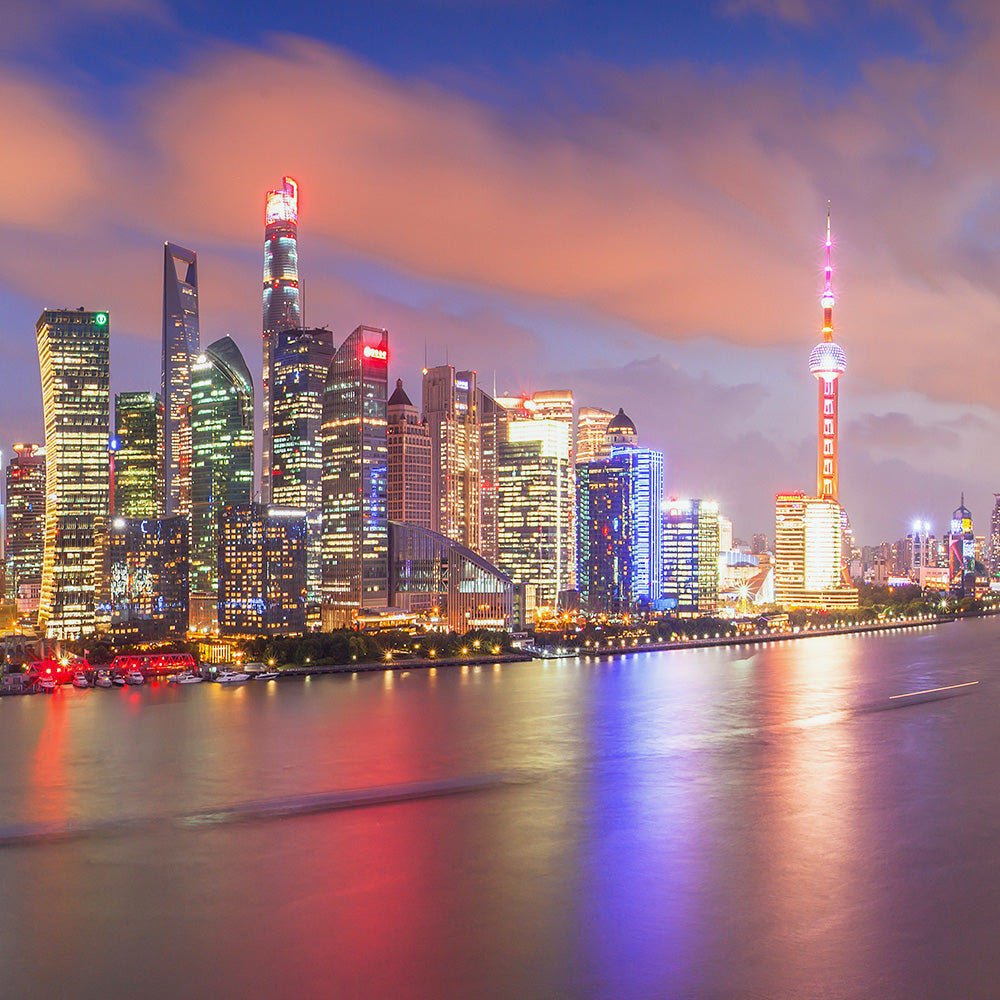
[94,670,113,688]
[39,676,56,692]
[174,670,203,685]
[215,669,250,684]
[125,669,145,686]
[72,671,89,689]
[111,673,126,687]
[253,671,279,681]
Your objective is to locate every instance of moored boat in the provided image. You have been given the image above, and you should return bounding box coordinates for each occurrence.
[72,671,89,689]
[215,669,250,684]
[253,670,279,681]
[94,670,113,688]
[124,669,145,686]
[39,676,56,693]
[174,670,203,684]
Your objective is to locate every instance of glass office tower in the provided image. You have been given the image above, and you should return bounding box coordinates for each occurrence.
[5,444,45,604]
[320,326,389,625]
[190,336,254,595]
[114,391,164,517]
[262,177,301,501]
[161,243,199,516]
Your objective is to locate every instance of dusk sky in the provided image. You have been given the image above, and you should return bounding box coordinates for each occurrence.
[3,0,1000,542]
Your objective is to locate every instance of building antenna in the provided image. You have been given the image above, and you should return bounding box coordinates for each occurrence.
[300,277,306,330]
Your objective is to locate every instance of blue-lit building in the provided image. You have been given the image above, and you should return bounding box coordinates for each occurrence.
[610,444,664,605]
[218,504,307,637]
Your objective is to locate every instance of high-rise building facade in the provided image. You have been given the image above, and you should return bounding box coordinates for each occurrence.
[190,336,254,595]
[662,499,721,616]
[497,418,573,610]
[262,177,302,501]
[577,406,614,464]
[610,445,664,605]
[218,503,307,637]
[107,515,188,641]
[423,365,481,551]
[114,391,164,517]
[270,326,334,508]
[948,497,976,599]
[36,309,111,638]
[387,379,432,529]
[774,492,857,609]
[577,459,630,613]
[321,326,389,625]
[604,408,639,451]
[5,444,45,604]
[990,494,1000,580]
[161,243,199,517]
[477,389,506,565]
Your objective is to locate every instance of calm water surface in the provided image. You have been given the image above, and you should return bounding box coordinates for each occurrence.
[3,618,1000,998]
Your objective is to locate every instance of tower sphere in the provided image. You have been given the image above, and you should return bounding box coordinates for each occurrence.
[808,340,847,380]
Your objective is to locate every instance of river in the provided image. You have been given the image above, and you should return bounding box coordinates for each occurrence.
[2,616,1000,998]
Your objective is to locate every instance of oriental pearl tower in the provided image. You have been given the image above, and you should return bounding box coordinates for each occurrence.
[808,204,847,501]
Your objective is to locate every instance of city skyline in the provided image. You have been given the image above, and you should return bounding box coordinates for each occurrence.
[3,2,1000,541]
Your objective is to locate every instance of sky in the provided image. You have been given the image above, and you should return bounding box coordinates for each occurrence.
[2,0,999,544]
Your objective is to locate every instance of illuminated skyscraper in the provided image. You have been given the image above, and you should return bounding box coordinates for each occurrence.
[387,379,432,529]
[497,418,573,613]
[5,444,45,604]
[271,327,334,507]
[423,366,481,551]
[36,308,111,638]
[218,503,307,637]
[108,515,188,641]
[609,444,663,605]
[161,243,199,516]
[477,389,506,565]
[262,177,302,501]
[809,206,847,500]
[577,459,630,613]
[190,336,254,597]
[661,499,720,616]
[605,408,639,451]
[321,326,389,625]
[990,494,1000,580]
[576,406,614,464]
[948,496,976,599]
[114,391,164,517]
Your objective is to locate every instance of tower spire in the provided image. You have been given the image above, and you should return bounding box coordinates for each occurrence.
[822,200,834,343]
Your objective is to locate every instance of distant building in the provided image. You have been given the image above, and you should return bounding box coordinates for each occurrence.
[162,243,199,517]
[262,177,302,502]
[947,497,976,599]
[218,504,307,637]
[498,418,574,610]
[387,378,431,529]
[751,532,768,555]
[610,444,664,605]
[107,515,188,641]
[991,494,1000,579]
[5,444,45,605]
[662,499,721,616]
[576,407,613,464]
[577,459,630,613]
[477,389,506,566]
[423,365,481,552]
[190,336,254,597]
[321,326,389,626]
[114,391,164,517]
[36,308,111,638]
[774,492,857,610]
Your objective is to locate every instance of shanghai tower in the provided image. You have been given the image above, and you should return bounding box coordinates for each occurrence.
[262,176,301,500]
[162,242,200,516]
